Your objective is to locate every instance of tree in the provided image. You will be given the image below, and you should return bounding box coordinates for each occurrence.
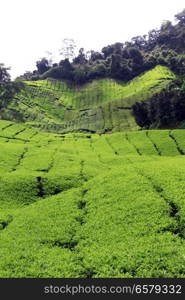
[147,29,160,50]
[16,71,34,81]
[0,64,11,83]
[59,59,74,80]
[102,43,123,59]
[73,65,90,84]
[110,54,122,78]
[88,63,107,79]
[89,50,103,62]
[160,20,173,31]
[128,47,143,64]
[73,48,88,65]
[131,35,147,50]
[59,38,76,61]
[110,54,132,80]
[45,51,53,66]
[175,9,185,24]
[36,58,50,74]
[132,102,150,128]
[0,80,24,109]
[102,45,115,59]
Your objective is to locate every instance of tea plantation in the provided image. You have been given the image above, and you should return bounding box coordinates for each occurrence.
[3,65,175,134]
[0,119,185,277]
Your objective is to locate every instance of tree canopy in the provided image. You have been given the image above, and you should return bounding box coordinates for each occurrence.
[0,64,11,83]
[17,9,185,84]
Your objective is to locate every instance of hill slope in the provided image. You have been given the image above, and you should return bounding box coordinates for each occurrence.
[2,65,175,134]
[0,119,185,277]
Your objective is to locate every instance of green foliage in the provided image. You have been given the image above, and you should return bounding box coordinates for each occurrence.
[36,58,50,75]
[0,121,185,277]
[4,65,175,134]
[132,79,185,129]
[0,81,24,109]
[0,63,11,83]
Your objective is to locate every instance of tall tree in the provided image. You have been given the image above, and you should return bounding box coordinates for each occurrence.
[36,58,50,74]
[89,50,103,62]
[175,9,185,24]
[73,48,88,64]
[0,64,11,83]
[59,38,76,61]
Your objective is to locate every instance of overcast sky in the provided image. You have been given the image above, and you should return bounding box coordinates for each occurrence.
[1,0,185,79]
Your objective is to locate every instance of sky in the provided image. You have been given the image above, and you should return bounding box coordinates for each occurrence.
[1,0,185,79]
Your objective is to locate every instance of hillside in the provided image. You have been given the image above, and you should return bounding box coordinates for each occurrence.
[2,65,175,134]
[2,4,185,285]
[0,119,185,277]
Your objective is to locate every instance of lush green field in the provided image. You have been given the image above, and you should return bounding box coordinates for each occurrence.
[3,65,175,134]
[0,119,185,277]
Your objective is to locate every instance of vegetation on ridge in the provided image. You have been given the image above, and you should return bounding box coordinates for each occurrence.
[17,9,185,85]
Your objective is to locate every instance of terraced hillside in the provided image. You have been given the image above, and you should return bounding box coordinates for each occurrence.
[0,119,185,278]
[4,65,175,134]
